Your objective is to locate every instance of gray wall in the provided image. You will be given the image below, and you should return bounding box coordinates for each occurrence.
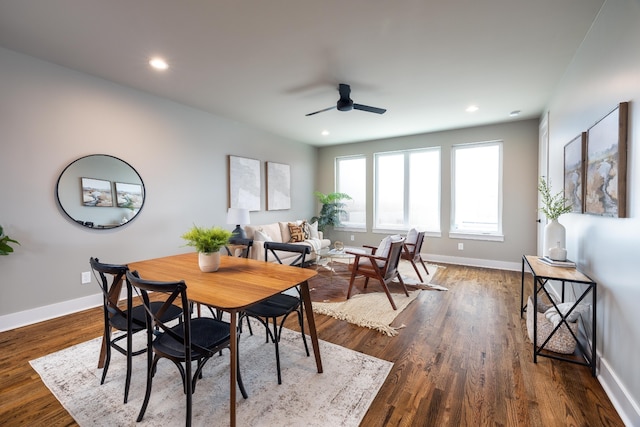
[316,119,540,269]
[543,0,640,424]
[0,47,317,326]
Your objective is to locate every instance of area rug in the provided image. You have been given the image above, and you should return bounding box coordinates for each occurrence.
[30,325,392,427]
[309,259,446,336]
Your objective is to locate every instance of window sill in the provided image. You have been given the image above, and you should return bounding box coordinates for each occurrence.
[448,231,504,242]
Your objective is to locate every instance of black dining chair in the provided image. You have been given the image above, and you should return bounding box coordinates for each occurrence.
[89,257,182,403]
[241,241,311,384]
[126,270,247,426]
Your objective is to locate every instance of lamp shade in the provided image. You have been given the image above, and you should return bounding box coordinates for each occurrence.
[226,208,250,226]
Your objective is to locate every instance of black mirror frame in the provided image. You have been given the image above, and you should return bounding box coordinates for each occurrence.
[55,154,145,229]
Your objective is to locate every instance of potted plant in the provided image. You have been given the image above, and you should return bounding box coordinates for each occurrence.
[181,225,232,272]
[0,225,20,256]
[310,191,352,232]
[538,178,572,258]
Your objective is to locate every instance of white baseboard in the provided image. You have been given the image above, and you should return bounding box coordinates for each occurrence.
[598,355,640,427]
[424,253,521,271]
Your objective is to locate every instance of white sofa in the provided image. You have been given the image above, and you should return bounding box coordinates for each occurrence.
[244,220,331,264]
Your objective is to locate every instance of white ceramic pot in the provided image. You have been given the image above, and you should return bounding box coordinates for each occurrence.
[544,219,566,258]
[198,251,221,272]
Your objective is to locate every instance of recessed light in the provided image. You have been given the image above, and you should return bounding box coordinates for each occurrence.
[321,130,330,136]
[149,57,169,70]
[466,105,479,113]
[509,110,521,117]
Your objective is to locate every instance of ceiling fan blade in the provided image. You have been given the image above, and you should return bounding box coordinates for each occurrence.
[353,103,386,114]
[305,106,336,116]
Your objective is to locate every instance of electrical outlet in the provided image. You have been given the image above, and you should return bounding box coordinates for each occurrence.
[458,243,464,250]
[350,235,355,241]
[81,271,91,284]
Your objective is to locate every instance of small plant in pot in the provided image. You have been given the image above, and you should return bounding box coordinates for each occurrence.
[0,225,20,256]
[538,178,572,259]
[181,225,232,272]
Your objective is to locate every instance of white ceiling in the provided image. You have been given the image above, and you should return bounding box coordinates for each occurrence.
[0,0,604,146]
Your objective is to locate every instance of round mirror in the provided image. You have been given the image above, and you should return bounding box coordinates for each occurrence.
[56,154,145,229]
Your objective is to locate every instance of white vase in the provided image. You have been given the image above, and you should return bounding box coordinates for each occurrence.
[544,219,566,258]
[198,251,221,272]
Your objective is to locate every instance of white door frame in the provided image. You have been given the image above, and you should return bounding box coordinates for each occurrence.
[537,112,549,256]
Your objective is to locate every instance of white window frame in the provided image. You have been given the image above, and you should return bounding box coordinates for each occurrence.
[450,140,504,241]
[335,155,367,230]
[373,147,441,234]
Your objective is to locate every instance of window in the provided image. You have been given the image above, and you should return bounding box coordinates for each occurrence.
[374,148,440,232]
[335,155,366,229]
[451,141,503,239]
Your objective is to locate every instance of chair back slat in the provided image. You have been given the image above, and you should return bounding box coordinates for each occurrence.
[264,241,310,267]
[384,239,404,280]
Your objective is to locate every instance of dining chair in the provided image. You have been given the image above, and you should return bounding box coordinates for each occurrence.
[89,257,182,404]
[346,237,409,310]
[401,230,430,282]
[241,241,311,384]
[126,270,248,426]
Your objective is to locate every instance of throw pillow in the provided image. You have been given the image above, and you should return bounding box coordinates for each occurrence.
[306,221,320,239]
[288,222,305,243]
[254,229,273,242]
[300,220,310,239]
[406,228,418,245]
[375,236,392,258]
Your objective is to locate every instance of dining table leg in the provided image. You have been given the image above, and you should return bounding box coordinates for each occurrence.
[299,280,323,373]
[229,310,237,427]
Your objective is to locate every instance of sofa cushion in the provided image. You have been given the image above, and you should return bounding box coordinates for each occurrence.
[406,228,419,245]
[305,221,319,239]
[254,229,273,242]
[288,222,305,243]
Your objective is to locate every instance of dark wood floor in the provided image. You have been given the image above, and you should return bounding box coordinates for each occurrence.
[0,263,624,426]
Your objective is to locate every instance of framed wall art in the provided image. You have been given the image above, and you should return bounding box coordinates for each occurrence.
[228,155,261,211]
[266,161,291,210]
[81,177,113,207]
[563,132,586,213]
[115,182,144,209]
[585,102,628,217]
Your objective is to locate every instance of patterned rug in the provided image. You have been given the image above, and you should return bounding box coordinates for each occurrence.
[30,323,392,426]
[310,259,445,336]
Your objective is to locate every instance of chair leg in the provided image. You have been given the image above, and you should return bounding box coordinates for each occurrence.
[347,271,358,299]
[378,280,398,310]
[409,259,424,282]
[124,332,133,403]
[270,317,283,384]
[100,327,111,386]
[418,256,430,276]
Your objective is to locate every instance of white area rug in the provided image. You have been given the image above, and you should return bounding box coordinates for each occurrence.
[30,325,392,427]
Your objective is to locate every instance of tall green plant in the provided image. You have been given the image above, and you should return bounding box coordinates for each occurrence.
[310,191,352,232]
[0,225,20,256]
[538,177,572,220]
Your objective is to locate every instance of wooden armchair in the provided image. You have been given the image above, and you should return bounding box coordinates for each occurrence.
[346,238,409,310]
[401,231,430,282]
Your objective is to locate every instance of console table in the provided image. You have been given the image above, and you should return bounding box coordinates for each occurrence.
[520,255,597,376]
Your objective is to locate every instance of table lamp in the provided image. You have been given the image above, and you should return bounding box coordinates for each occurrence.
[227,207,250,239]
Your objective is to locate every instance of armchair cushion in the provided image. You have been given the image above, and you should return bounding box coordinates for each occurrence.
[406,228,419,245]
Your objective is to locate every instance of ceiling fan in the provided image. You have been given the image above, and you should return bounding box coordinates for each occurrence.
[305,83,386,116]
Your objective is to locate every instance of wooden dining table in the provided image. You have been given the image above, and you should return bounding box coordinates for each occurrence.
[127,252,321,427]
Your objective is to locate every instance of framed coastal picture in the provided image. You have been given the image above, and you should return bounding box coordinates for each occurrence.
[115,182,144,209]
[563,132,586,213]
[266,161,291,210]
[228,155,261,211]
[585,102,628,217]
[81,177,113,207]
